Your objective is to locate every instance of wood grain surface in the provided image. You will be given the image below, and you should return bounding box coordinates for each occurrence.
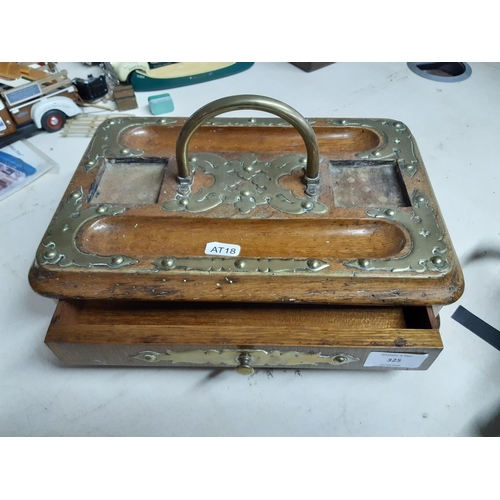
[45,300,443,370]
[29,118,464,305]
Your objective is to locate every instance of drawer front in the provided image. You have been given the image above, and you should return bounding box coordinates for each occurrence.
[46,343,441,374]
[45,301,443,374]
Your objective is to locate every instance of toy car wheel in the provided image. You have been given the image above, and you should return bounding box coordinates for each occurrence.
[41,110,66,132]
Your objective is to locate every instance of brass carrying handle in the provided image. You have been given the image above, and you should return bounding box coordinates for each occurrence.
[175,94,320,196]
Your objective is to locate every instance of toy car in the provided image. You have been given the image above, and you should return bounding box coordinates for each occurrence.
[103,62,254,91]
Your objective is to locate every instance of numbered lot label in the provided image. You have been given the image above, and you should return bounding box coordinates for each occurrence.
[364,352,428,369]
[204,242,241,257]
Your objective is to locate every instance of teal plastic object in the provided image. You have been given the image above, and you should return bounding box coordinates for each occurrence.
[148,93,174,115]
[131,62,254,92]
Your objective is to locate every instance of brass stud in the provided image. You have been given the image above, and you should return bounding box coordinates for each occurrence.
[109,120,116,125]
[121,148,130,155]
[162,258,175,268]
[189,156,197,163]
[374,151,382,157]
[307,259,321,270]
[301,201,314,210]
[179,198,189,206]
[241,190,251,197]
[43,250,57,260]
[333,355,347,364]
[159,118,168,124]
[416,196,425,203]
[84,160,95,167]
[385,209,395,217]
[112,256,124,265]
[300,157,307,164]
[358,259,370,268]
[248,118,257,123]
[96,206,108,214]
[430,256,445,267]
[70,191,81,199]
[243,165,254,172]
[234,260,246,269]
[143,354,156,362]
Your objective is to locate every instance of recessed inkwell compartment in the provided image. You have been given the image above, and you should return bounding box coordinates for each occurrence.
[329,160,411,208]
[88,157,169,205]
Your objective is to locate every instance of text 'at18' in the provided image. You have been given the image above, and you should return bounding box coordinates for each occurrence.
[204,242,241,256]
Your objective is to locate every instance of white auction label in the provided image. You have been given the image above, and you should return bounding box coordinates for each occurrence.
[204,242,241,257]
[364,352,428,369]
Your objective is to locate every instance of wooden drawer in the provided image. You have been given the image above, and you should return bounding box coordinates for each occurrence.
[45,300,442,373]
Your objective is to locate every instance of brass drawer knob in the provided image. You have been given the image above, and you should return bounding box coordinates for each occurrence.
[235,352,254,376]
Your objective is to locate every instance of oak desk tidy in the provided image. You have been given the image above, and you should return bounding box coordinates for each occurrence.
[29,95,464,374]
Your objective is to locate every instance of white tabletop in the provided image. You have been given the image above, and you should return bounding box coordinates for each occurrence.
[1,62,499,437]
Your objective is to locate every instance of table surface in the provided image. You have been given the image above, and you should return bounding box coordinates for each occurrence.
[1,62,499,437]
